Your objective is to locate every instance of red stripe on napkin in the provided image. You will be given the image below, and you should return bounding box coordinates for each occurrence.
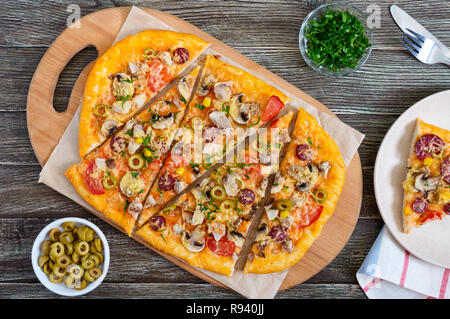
[399,251,410,287]
[363,278,382,292]
[439,269,450,299]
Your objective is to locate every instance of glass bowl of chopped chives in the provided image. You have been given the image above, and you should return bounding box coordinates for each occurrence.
[299,2,373,77]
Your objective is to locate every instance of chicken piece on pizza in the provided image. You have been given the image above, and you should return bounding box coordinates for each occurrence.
[79,30,210,158]
[65,67,200,235]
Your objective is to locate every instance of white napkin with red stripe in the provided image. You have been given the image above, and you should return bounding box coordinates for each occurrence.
[357,226,450,298]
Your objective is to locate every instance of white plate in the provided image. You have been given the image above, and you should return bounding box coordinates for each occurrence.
[31,217,110,296]
[374,90,450,268]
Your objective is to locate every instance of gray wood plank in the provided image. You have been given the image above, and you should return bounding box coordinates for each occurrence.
[0,282,365,298]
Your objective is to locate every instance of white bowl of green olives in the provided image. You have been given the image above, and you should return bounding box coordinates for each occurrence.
[31,217,110,296]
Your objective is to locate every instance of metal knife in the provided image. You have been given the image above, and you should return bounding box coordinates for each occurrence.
[390,4,450,56]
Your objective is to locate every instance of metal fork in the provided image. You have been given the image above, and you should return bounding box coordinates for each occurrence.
[400,28,450,66]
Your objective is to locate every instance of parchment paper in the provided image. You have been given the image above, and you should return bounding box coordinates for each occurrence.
[39,6,364,299]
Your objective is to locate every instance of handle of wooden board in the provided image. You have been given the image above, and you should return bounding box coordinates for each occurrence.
[26,8,125,164]
[27,22,103,120]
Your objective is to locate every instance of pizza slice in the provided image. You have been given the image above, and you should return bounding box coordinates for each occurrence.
[79,30,210,158]
[134,112,294,276]
[402,119,450,233]
[244,108,345,274]
[136,54,290,227]
[65,67,200,235]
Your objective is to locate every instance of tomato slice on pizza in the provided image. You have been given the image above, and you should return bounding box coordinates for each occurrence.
[402,119,450,233]
[66,68,200,235]
[244,108,345,274]
[79,30,210,158]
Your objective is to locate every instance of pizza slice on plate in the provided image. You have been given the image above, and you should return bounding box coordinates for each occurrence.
[244,108,345,274]
[402,119,450,233]
[136,54,290,227]
[65,67,200,235]
[79,30,210,158]
[134,112,294,276]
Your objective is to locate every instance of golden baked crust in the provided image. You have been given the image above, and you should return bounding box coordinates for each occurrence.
[79,30,209,158]
[402,119,450,233]
[244,108,345,274]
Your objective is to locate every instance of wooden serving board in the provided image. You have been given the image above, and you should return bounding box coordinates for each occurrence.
[27,7,362,292]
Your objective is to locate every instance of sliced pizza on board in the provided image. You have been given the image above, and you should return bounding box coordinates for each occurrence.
[244,108,345,274]
[402,119,450,233]
[79,30,210,158]
[136,54,290,227]
[134,112,294,276]
[65,67,200,235]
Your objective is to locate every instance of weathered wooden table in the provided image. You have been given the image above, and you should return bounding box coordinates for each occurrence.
[1,0,449,299]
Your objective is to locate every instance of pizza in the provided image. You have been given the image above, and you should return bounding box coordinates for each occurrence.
[134,112,294,276]
[78,30,209,158]
[244,108,345,274]
[136,54,290,227]
[65,67,200,235]
[402,119,450,233]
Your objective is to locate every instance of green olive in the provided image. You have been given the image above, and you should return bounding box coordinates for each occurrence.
[275,199,293,211]
[84,229,95,242]
[59,231,74,244]
[65,243,74,255]
[219,199,234,213]
[94,238,103,252]
[49,228,61,241]
[43,263,51,275]
[71,252,80,264]
[38,255,50,268]
[61,221,76,232]
[89,241,97,254]
[95,252,104,264]
[50,242,64,259]
[53,266,67,277]
[88,267,102,279]
[75,241,89,256]
[41,240,52,255]
[93,104,109,118]
[77,226,89,241]
[103,173,117,190]
[82,257,96,270]
[89,254,100,266]
[143,47,157,59]
[128,154,144,170]
[48,260,55,270]
[49,272,64,284]
[67,264,84,279]
[211,186,226,201]
[84,270,95,282]
[56,255,70,268]
[81,254,91,263]
[313,189,327,204]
